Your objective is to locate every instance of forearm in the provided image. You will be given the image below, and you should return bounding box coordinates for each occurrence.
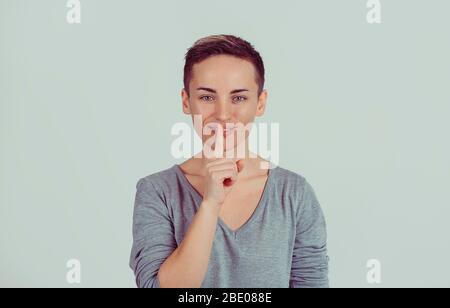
[157,201,220,288]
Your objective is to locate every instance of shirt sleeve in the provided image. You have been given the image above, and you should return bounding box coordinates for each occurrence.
[129,177,177,288]
[289,179,329,288]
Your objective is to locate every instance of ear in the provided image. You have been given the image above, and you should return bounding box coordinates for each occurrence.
[181,88,191,114]
[255,89,268,117]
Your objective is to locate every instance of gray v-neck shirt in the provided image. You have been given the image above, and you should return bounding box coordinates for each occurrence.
[129,164,329,288]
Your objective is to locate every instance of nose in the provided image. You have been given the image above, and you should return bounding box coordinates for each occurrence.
[215,100,232,122]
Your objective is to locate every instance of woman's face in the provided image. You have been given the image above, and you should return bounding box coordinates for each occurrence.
[182,55,267,154]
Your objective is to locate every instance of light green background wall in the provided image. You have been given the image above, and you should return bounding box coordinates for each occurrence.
[1,0,449,287]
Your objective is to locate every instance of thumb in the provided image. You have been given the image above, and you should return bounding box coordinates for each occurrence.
[236,160,245,173]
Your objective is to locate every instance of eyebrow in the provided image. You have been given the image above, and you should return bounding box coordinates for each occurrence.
[196,87,249,94]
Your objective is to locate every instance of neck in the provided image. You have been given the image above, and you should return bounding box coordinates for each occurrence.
[194,141,267,178]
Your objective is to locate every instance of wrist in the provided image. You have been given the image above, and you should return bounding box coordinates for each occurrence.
[200,200,221,215]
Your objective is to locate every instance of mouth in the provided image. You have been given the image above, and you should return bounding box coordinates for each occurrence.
[206,123,236,137]
[223,127,235,137]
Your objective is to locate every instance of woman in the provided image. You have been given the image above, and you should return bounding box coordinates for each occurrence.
[129,34,329,288]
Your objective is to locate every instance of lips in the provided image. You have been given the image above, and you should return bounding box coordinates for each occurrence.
[223,127,235,137]
[206,123,236,136]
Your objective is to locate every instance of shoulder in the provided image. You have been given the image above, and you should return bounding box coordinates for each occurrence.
[271,165,320,215]
[271,165,307,194]
[136,165,178,203]
[132,165,183,218]
[135,165,179,197]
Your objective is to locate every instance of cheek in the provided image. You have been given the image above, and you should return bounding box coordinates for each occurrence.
[233,105,256,122]
[191,101,214,114]
[190,105,214,136]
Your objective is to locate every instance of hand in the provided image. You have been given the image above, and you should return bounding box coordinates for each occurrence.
[202,157,245,209]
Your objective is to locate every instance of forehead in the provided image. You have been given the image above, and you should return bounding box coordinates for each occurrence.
[190,55,258,91]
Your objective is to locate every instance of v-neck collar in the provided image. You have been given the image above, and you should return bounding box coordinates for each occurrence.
[172,163,278,238]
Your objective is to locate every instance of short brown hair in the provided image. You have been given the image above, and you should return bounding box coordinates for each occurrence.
[183,34,265,96]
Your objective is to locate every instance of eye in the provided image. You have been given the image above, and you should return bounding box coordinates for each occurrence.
[199,95,214,102]
[232,96,247,104]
